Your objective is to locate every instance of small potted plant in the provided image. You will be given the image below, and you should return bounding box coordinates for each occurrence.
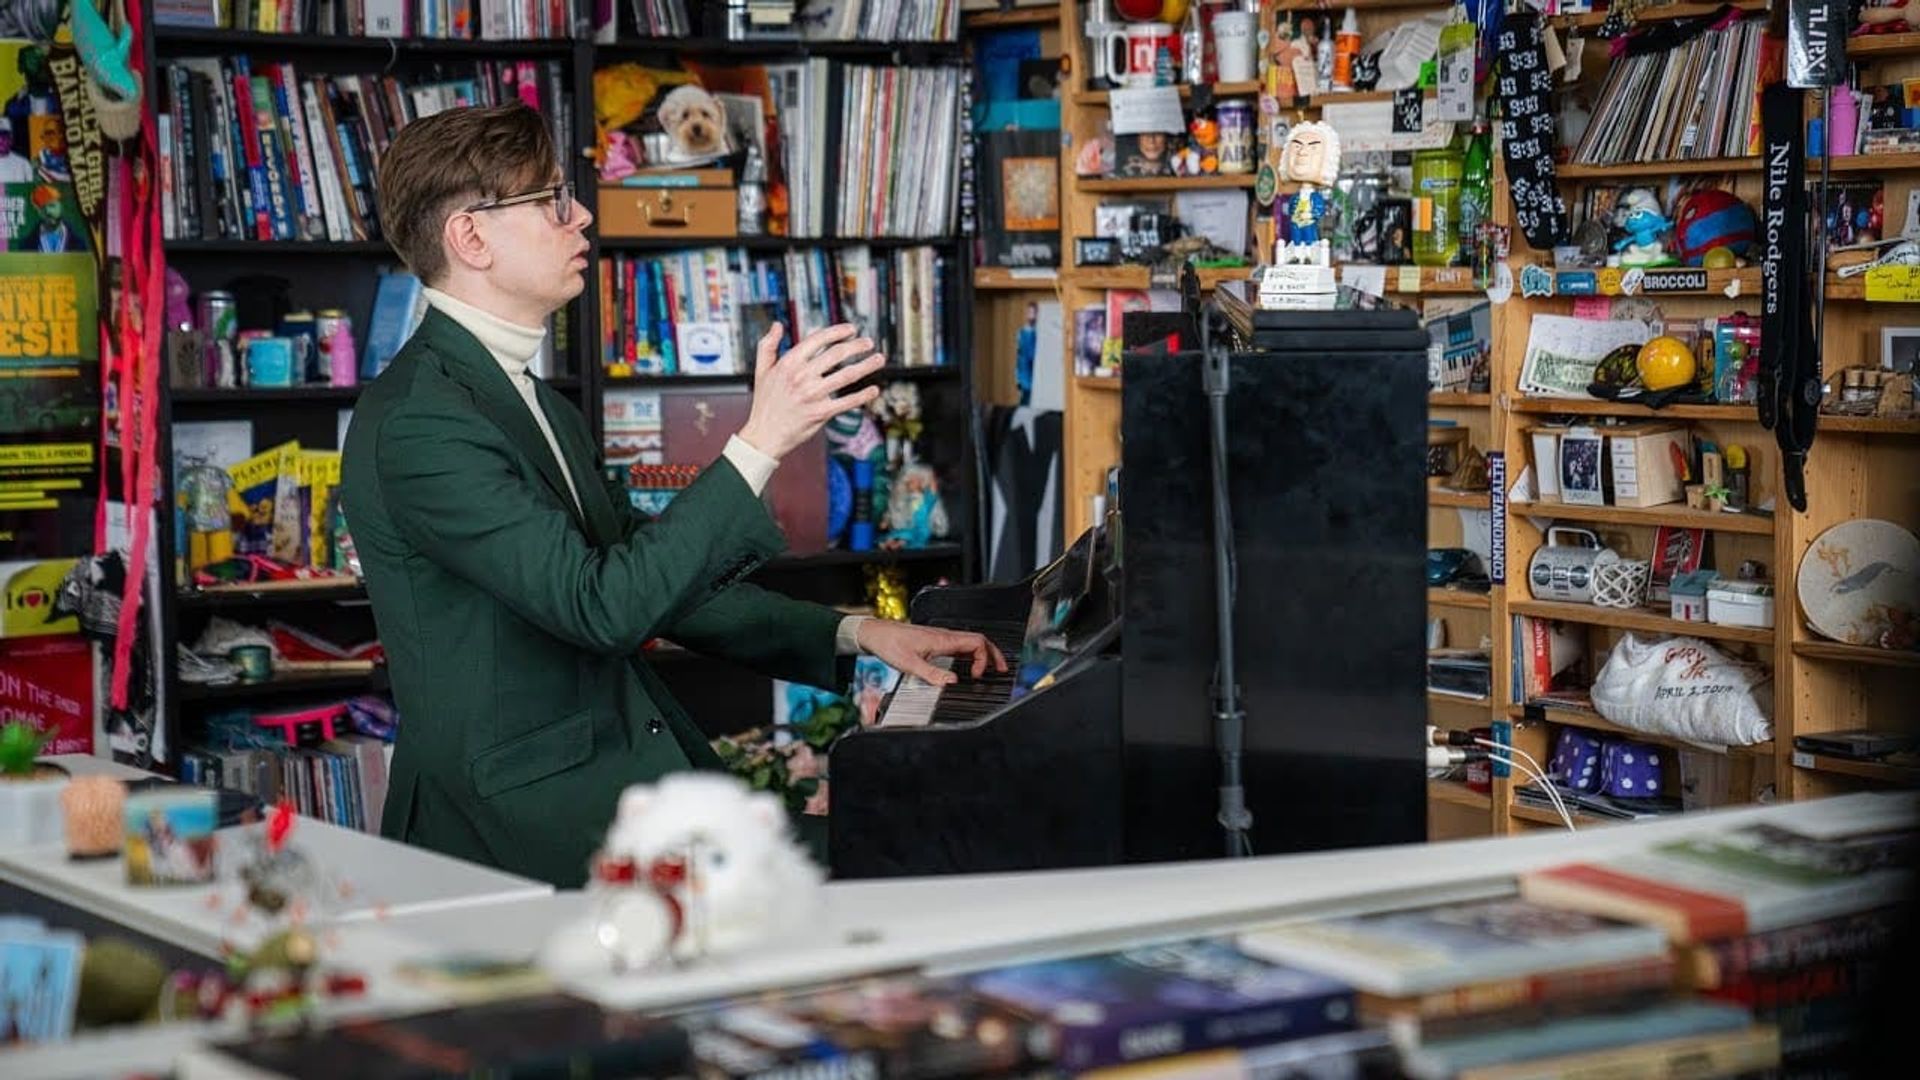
[0,721,69,850]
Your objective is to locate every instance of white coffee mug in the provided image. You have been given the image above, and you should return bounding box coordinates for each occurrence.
[1213,10,1256,83]
[1105,22,1177,88]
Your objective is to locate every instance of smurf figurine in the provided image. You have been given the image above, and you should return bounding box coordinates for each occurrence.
[1275,122,1340,263]
[1611,188,1676,267]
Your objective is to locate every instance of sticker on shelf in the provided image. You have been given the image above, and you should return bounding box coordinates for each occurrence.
[1864,264,1920,302]
[1724,274,1743,299]
[1486,261,1515,304]
[1619,268,1644,296]
[1792,751,1814,769]
[1519,264,1555,298]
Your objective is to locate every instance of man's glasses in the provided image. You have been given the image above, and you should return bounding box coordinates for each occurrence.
[464,181,574,225]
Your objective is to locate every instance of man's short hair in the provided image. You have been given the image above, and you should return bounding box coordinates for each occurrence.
[376,103,558,286]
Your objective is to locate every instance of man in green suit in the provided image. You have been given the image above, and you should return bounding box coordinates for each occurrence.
[341,104,1001,888]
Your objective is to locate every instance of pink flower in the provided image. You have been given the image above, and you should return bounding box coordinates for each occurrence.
[804,781,830,817]
[784,744,823,781]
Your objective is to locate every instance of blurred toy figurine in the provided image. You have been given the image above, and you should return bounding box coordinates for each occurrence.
[537,773,824,976]
[1276,122,1340,260]
[867,381,924,466]
[1611,188,1675,267]
[882,463,950,549]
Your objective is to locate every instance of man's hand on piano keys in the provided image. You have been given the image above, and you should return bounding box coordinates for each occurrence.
[854,620,1007,687]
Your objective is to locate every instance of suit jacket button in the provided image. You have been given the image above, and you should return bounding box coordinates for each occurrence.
[648,717,664,734]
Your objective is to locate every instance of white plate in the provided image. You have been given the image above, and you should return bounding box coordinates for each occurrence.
[1797,519,1920,645]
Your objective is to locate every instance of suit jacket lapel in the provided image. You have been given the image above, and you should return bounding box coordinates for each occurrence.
[536,376,623,547]
[416,309,586,534]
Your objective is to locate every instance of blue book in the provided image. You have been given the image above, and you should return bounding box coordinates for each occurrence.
[968,938,1354,1072]
[362,272,424,378]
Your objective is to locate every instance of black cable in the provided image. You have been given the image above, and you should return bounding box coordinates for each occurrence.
[1200,304,1252,858]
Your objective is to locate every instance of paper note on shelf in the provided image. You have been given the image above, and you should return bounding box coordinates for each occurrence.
[1864,264,1920,302]
[1110,87,1186,135]
[1341,264,1387,298]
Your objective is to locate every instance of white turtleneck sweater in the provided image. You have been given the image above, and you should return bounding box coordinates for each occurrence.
[423,287,867,655]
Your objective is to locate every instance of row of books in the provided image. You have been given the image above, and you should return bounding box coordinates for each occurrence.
[178,731,392,835]
[154,0,584,39]
[597,244,949,375]
[766,60,963,238]
[1571,13,1773,166]
[798,0,962,42]
[155,55,571,244]
[627,0,693,37]
[189,810,1912,1076]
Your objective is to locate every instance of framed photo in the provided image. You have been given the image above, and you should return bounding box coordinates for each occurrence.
[1879,325,1920,374]
[1558,427,1606,506]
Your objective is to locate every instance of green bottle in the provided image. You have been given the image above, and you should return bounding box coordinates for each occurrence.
[1412,140,1465,267]
[1458,123,1492,267]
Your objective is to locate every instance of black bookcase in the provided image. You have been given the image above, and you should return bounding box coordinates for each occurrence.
[141,17,978,769]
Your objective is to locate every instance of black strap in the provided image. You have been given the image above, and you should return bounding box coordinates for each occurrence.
[1759,83,1817,511]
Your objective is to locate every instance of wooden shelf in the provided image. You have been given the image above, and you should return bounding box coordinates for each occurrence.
[165,238,392,255]
[964,4,1059,29]
[1074,374,1124,392]
[974,267,1059,290]
[598,235,955,253]
[597,37,964,62]
[1519,264,1759,298]
[1508,398,1760,422]
[1072,80,1261,106]
[177,581,365,610]
[1429,488,1491,510]
[1557,157,1760,179]
[1793,641,1920,670]
[1823,152,1920,173]
[172,386,363,404]
[1791,752,1920,786]
[1428,781,1493,811]
[1430,391,1493,407]
[1429,587,1492,610]
[1063,266,1250,291]
[1842,32,1920,58]
[1509,500,1775,536]
[1429,690,1493,709]
[1552,0,1767,29]
[1507,599,1775,646]
[152,27,572,57]
[1512,703,1776,757]
[1815,415,1920,435]
[1510,803,1606,829]
[178,668,387,703]
[1078,175,1257,193]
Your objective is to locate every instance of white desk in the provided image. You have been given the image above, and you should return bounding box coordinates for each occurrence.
[0,816,551,958]
[2,790,1912,1080]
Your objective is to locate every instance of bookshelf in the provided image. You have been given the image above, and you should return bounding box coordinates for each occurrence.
[140,11,980,797]
[1495,7,1920,838]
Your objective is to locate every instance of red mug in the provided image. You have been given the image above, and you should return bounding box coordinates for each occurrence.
[1104,22,1178,89]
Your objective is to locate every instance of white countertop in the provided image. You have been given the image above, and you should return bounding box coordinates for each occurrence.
[2,780,1911,1079]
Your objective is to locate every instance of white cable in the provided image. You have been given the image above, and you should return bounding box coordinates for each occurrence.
[1474,736,1577,831]
[1476,742,1577,833]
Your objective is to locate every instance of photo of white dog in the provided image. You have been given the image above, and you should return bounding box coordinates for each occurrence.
[656,84,731,162]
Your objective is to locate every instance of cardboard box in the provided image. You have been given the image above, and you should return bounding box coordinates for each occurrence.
[1607,424,1689,508]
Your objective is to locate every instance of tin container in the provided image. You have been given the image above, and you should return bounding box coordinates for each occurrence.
[1216,99,1254,174]
[196,290,236,341]
[229,645,272,683]
[315,309,352,385]
[245,336,296,388]
[279,311,318,383]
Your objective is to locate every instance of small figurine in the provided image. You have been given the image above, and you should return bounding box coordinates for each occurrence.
[1856,0,1913,35]
[1611,189,1675,267]
[538,773,824,976]
[882,463,950,549]
[601,130,643,180]
[1275,122,1340,262]
[866,381,923,467]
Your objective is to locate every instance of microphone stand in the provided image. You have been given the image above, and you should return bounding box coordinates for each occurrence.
[1195,284,1252,858]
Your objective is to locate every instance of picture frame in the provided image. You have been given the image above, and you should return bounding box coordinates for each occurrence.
[1879,325,1920,374]
[1558,427,1606,507]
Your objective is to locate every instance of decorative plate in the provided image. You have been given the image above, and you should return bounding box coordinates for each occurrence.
[1797,519,1920,646]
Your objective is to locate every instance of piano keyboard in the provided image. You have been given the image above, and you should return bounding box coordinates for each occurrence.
[877,657,953,729]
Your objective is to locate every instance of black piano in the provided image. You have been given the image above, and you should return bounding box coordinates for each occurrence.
[829,283,1431,879]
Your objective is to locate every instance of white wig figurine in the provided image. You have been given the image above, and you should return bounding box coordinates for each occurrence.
[1275,122,1341,263]
[537,773,824,977]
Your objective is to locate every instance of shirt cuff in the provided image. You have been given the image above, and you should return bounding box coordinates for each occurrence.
[722,434,779,497]
[836,615,870,656]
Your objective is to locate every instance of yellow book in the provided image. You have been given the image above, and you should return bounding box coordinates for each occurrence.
[299,450,341,568]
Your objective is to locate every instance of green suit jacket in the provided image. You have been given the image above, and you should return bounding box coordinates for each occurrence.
[340,308,843,887]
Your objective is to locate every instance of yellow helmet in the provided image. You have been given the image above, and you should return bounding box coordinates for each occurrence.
[1636,336,1697,392]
